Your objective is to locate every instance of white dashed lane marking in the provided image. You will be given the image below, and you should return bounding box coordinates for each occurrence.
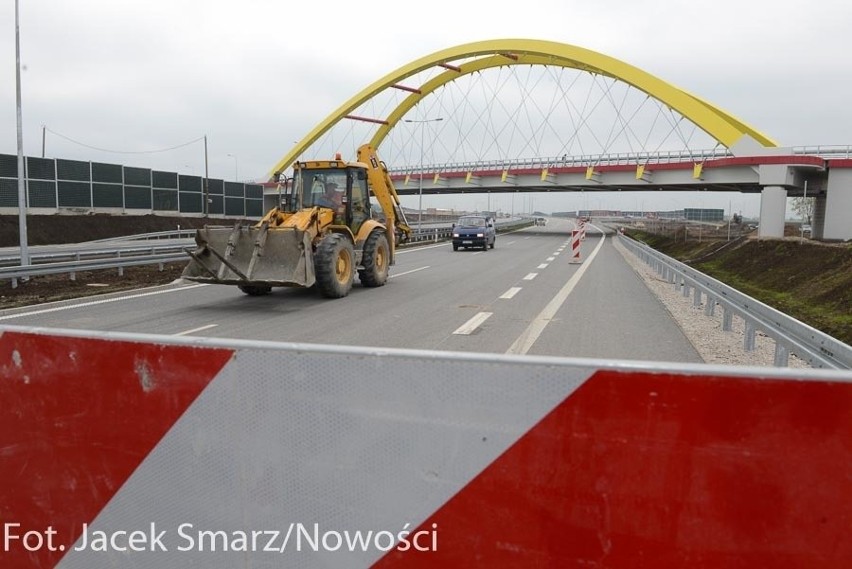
[453,312,493,335]
[174,324,218,336]
[500,287,522,299]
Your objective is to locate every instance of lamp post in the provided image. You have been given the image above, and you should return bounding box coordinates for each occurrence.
[404,117,443,229]
[14,0,30,267]
[227,153,239,181]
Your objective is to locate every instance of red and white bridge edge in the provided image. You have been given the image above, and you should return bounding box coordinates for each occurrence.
[1,325,850,569]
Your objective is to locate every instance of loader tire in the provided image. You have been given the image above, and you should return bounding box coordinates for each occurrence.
[315,233,354,298]
[358,231,389,287]
[239,284,271,296]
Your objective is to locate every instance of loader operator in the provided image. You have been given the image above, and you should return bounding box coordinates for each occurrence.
[317,182,343,210]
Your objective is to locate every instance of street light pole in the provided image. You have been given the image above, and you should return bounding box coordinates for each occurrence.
[227,153,238,181]
[14,0,30,267]
[404,117,443,230]
[203,134,209,216]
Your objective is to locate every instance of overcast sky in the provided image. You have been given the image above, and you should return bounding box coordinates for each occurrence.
[3,0,851,216]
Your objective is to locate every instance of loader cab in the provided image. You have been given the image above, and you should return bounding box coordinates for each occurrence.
[293,164,372,234]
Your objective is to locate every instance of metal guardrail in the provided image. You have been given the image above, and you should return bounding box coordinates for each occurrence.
[88,229,199,243]
[3,252,187,288]
[618,232,852,369]
[0,219,535,287]
[0,242,192,267]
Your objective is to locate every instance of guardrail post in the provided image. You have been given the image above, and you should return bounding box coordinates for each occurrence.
[704,296,716,316]
[117,251,123,276]
[434,228,438,243]
[773,342,790,367]
[11,277,18,289]
[744,321,757,351]
[619,232,852,369]
[722,307,733,331]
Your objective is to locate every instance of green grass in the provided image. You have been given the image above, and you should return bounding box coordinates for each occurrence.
[627,230,852,345]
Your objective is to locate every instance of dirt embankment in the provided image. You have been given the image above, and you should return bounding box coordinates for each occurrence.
[0,214,216,246]
[627,231,852,344]
[0,214,220,309]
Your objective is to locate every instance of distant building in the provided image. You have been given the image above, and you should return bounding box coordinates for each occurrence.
[683,208,724,222]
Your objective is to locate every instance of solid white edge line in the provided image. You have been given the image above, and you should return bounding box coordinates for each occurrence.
[500,287,522,299]
[173,323,218,336]
[390,266,430,278]
[453,312,493,335]
[506,234,607,355]
[0,283,209,321]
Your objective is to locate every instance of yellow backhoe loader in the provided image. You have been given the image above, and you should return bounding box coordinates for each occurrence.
[181,144,412,298]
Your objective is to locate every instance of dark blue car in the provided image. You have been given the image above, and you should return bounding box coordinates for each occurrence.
[452,215,496,251]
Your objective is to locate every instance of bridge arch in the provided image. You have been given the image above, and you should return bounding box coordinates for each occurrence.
[269,39,776,178]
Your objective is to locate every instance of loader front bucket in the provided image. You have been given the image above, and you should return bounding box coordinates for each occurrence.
[182,224,316,288]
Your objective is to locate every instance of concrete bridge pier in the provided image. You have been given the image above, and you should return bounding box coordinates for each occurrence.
[752,156,794,239]
[817,169,852,241]
[757,186,787,239]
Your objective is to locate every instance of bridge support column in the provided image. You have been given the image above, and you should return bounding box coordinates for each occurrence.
[757,186,786,239]
[821,169,852,240]
[812,195,826,239]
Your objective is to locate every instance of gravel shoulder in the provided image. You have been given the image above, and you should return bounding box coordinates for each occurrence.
[612,236,809,368]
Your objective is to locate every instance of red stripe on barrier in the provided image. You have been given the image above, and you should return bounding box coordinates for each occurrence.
[0,331,233,569]
[374,370,852,568]
[570,229,581,262]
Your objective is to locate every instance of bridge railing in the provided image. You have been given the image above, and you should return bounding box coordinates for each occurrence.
[394,148,734,175]
[617,232,852,369]
[792,144,852,157]
[394,145,852,177]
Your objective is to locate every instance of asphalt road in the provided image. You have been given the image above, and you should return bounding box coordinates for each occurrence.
[0,219,701,363]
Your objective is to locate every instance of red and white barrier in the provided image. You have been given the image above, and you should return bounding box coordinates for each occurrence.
[579,219,586,241]
[1,326,851,568]
[569,229,582,263]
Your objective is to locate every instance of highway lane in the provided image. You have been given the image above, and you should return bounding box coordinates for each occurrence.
[0,219,701,363]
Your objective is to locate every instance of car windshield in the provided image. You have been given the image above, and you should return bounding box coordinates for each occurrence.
[458,217,486,227]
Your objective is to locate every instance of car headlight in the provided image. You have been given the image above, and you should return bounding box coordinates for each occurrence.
[452,233,459,238]
[476,233,484,237]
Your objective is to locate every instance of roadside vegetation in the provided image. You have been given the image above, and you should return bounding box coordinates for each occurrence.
[626,230,852,345]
